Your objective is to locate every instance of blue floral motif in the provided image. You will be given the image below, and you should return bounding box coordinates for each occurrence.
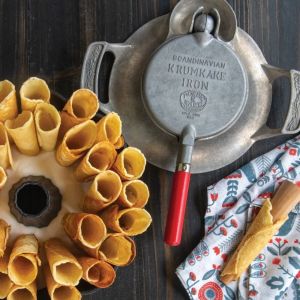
[291,279,300,299]
[202,269,216,280]
[257,175,270,187]
[275,287,289,300]
[266,276,285,290]
[193,241,209,261]
[240,163,256,184]
[289,257,300,270]
[277,213,298,236]
[255,155,272,176]
[222,180,239,208]
[177,135,300,300]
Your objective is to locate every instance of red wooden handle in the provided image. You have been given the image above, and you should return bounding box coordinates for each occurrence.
[164,171,191,246]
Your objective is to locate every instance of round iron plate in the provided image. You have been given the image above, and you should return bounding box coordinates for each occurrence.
[142,33,248,138]
[85,15,271,173]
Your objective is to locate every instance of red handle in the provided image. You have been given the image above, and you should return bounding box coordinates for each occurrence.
[164,170,191,246]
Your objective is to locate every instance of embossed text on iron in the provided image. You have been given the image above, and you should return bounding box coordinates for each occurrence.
[168,54,227,91]
[167,54,227,119]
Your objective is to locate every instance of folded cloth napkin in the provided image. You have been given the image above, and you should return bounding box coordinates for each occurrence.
[176,135,300,300]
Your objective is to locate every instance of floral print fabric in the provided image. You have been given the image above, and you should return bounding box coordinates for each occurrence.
[176,136,300,300]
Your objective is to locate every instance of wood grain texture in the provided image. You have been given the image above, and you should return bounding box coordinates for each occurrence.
[1,0,300,299]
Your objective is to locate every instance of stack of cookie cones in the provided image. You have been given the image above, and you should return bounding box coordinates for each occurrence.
[0,77,152,299]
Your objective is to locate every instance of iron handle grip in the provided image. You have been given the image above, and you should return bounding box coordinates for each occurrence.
[164,170,191,246]
[80,41,132,114]
[282,70,300,134]
[254,66,300,141]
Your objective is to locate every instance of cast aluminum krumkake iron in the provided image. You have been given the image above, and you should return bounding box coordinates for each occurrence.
[81,0,300,246]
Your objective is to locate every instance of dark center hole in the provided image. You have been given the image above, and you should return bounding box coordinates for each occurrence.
[16,184,48,215]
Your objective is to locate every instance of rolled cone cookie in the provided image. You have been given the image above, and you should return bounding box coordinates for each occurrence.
[7,282,37,300]
[44,264,81,300]
[63,213,107,249]
[0,249,13,299]
[83,170,122,213]
[96,112,122,145]
[0,80,18,122]
[8,234,41,286]
[56,120,97,167]
[0,123,13,169]
[34,103,61,151]
[74,142,117,182]
[5,111,40,156]
[0,219,10,257]
[118,180,149,208]
[98,233,136,267]
[79,244,101,259]
[220,199,287,283]
[0,167,7,190]
[20,77,50,111]
[114,135,125,150]
[100,205,152,236]
[44,238,83,286]
[78,257,116,288]
[59,89,99,138]
[113,147,146,180]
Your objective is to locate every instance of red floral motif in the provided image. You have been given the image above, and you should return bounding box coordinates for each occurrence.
[188,259,195,266]
[220,227,227,236]
[210,193,219,202]
[212,264,221,270]
[294,239,299,244]
[283,145,289,151]
[258,192,272,199]
[249,290,258,297]
[191,288,197,295]
[269,239,273,243]
[207,226,213,232]
[230,219,238,228]
[252,207,261,218]
[272,258,281,265]
[289,148,297,156]
[221,254,228,262]
[198,282,223,300]
[225,173,242,179]
[189,272,197,281]
[222,202,235,208]
[283,239,288,244]
[219,215,225,220]
[275,237,282,243]
[213,247,220,255]
[296,271,300,279]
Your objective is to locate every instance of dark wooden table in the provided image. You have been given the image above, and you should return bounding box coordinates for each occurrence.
[1,0,300,299]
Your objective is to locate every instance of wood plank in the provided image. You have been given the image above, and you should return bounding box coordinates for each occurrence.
[0,1,299,299]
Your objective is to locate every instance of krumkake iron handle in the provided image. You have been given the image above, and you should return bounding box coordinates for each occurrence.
[164,125,196,246]
[168,0,237,42]
[81,41,132,115]
[283,69,300,134]
[164,170,191,246]
[253,65,300,140]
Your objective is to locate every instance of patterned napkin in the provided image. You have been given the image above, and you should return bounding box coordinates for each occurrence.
[176,135,300,300]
